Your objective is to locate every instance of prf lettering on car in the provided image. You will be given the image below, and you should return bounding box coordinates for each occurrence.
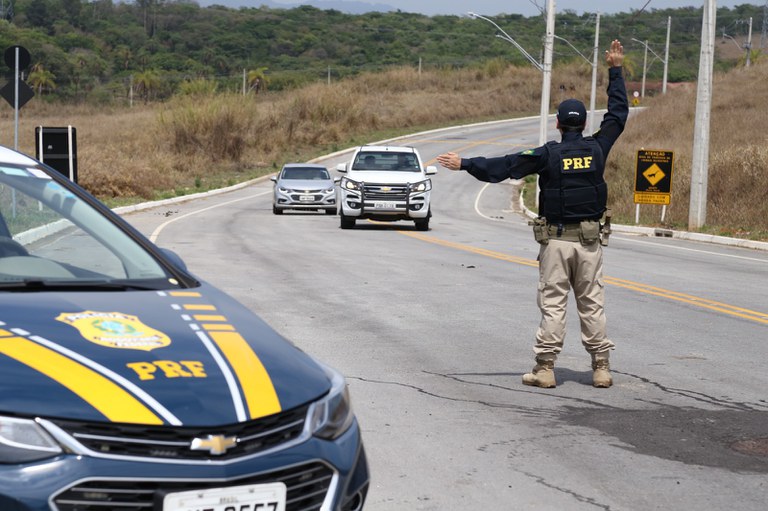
[562,156,594,171]
[127,360,207,380]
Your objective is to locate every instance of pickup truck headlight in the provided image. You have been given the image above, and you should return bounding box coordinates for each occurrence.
[0,416,63,463]
[341,177,362,191]
[409,179,432,193]
[309,365,355,440]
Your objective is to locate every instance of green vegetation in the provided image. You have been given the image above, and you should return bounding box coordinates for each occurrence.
[0,1,762,102]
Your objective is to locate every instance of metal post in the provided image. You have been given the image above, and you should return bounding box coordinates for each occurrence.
[689,0,716,230]
[746,17,753,67]
[641,40,648,98]
[14,46,20,150]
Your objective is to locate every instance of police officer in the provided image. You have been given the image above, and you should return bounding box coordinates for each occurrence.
[436,39,627,389]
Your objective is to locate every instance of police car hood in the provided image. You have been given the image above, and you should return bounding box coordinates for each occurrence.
[0,284,330,426]
[347,169,427,184]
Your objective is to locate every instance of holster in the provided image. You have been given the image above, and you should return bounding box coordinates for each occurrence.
[600,209,612,246]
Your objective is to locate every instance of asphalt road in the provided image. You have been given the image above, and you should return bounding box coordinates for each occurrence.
[122,117,768,511]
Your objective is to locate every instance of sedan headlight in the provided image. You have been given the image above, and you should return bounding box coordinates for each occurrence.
[340,177,362,191]
[278,187,292,194]
[309,365,355,440]
[0,416,62,463]
[324,186,335,193]
[409,179,432,193]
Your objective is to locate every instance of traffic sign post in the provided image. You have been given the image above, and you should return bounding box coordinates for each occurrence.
[2,45,34,149]
[633,149,674,223]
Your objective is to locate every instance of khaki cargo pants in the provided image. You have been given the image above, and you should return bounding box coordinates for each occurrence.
[534,229,615,360]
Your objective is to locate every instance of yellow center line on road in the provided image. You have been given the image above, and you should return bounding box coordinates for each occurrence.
[404,231,768,326]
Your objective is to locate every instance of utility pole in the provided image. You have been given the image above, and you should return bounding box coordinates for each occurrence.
[663,16,671,94]
[689,0,716,230]
[589,12,601,133]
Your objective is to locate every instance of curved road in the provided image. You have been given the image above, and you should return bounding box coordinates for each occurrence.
[122,118,768,511]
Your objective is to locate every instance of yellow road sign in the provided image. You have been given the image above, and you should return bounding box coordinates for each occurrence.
[634,149,674,205]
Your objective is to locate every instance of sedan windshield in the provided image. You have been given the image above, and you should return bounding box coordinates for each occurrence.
[351,152,419,171]
[0,164,179,289]
[281,167,330,180]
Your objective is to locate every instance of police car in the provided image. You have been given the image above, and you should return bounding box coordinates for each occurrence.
[0,145,369,511]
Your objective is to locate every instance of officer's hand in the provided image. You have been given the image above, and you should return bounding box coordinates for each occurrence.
[605,39,624,67]
[436,152,461,171]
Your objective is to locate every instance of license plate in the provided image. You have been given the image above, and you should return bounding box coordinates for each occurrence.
[374,201,396,209]
[299,195,315,201]
[163,482,287,511]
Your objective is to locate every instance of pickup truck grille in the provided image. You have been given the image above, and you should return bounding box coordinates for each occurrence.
[362,183,409,201]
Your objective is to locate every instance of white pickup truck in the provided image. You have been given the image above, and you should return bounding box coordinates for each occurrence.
[335,145,437,230]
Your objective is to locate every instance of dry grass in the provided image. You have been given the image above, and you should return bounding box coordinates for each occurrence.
[0,59,764,239]
[607,62,768,239]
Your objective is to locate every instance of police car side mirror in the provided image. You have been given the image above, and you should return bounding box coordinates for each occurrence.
[159,248,188,272]
[425,165,437,175]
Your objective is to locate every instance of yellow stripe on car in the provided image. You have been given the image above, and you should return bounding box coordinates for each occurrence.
[208,331,281,419]
[0,337,163,424]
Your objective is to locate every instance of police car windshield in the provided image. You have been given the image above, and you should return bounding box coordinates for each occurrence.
[0,164,180,289]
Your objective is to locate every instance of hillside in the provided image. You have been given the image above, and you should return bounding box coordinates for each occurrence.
[0,1,762,103]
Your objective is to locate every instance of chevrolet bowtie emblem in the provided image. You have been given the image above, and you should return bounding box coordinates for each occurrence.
[381,186,391,192]
[190,434,238,455]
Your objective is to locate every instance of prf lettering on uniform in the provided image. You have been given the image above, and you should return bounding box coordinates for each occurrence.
[127,360,207,380]
[562,156,593,171]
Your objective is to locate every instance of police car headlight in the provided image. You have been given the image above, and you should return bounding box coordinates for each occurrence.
[324,186,335,193]
[309,366,355,440]
[410,179,432,193]
[278,187,292,194]
[341,177,361,191]
[0,416,62,463]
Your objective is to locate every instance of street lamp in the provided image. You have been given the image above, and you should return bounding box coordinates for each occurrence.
[467,9,553,150]
[632,30,670,96]
[467,12,543,71]
[468,4,555,209]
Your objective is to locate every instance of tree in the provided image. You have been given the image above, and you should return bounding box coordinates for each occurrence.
[27,63,57,95]
[247,67,269,94]
[133,69,161,102]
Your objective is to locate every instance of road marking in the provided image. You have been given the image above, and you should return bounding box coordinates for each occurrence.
[149,191,271,242]
[614,236,768,263]
[403,231,768,326]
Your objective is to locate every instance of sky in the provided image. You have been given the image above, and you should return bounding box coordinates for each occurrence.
[257,0,759,17]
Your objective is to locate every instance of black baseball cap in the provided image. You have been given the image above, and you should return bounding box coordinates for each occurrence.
[557,99,587,127]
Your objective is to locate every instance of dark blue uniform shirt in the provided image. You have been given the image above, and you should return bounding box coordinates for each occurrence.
[459,67,629,185]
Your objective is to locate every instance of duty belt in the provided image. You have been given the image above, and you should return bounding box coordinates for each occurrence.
[547,223,582,242]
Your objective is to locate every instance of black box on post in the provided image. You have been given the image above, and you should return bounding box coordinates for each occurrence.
[35,126,77,183]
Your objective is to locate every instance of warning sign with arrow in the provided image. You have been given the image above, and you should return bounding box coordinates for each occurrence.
[634,149,674,205]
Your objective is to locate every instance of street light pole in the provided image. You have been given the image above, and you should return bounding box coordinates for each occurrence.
[540,0,555,147]
[467,6,555,208]
[632,37,669,96]
[641,40,648,98]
